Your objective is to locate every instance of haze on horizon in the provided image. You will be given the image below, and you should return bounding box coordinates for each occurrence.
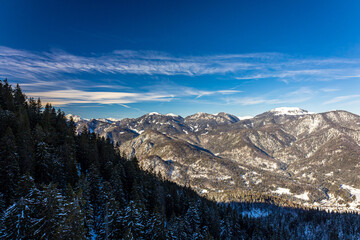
[1,0,360,119]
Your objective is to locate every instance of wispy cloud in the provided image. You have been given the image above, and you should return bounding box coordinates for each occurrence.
[222,96,311,106]
[0,46,276,80]
[219,86,315,106]
[24,87,241,106]
[2,45,360,109]
[26,89,175,106]
[321,88,340,92]
[3,46,360,83]
[323,95,360,105]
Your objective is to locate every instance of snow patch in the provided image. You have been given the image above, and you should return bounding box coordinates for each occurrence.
[325,172,333,177]
[129,127,143,134]
[238,116,253,120]
[96,118,117,124]
[274,187,291,195]
[294,191,309,201]
[341,184,360,207]
[65,114,84,122]
[200,189,208,194]
[166,113,179,117]
[269,107,313,116]
[148,112,162,116]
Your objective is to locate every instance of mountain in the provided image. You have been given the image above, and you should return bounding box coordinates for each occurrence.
[4,81,360,239]
[69,107,360,212]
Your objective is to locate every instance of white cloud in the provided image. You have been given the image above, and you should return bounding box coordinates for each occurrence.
[26,89,175,106]
[25,86,241,106]
[2,46,360,108]
[3,46,360,83]
[0,46,272,80]
[195,90,242,98]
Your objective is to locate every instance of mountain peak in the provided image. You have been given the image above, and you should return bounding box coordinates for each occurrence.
[65,114,85,122]
[147,112,162,116]
[165,113,180,117]
[268,107,313,116]
[189,112,210,118]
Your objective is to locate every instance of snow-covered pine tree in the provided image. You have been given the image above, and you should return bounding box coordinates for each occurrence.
[123,200,146,239]
[61,185,90,239]
[31,184,65,239]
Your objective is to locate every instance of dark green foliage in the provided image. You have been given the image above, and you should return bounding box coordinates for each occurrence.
[0,127,20,205]
[1,80,360,239]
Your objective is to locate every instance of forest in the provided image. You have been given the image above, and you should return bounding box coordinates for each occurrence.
[1,79,360,239]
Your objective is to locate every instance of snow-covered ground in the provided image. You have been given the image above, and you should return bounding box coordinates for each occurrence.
[166,113,179,117]
[269,107,314,116]
[273,187,291,195]
[238,116,253,120]
[294,191,309,201]
[341,184,360,208]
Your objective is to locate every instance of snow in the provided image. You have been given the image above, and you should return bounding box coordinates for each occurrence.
[341,184,360,207]
[200,189,208,194]
[96,118,118,124]
[274,187,291,195]
[219,175,231,180]
[166,113,179,117]
[269,107,313,116]
[305,116,322,133]
[148,112,162,116]
[65,114,84,122]
[129,127,143,134]
[294,191,310,201]
[191,112,208,118]
[238,116,253,120]
[106,117,121,122]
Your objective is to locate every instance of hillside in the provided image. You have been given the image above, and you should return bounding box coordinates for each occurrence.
[70,107,360,212]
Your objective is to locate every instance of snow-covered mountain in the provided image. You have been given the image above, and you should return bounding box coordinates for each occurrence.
[69,108,360,212]
[65,114,85,122]
[268,107,312,116]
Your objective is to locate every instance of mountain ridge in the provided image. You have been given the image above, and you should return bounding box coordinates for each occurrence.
[68,107,360,212]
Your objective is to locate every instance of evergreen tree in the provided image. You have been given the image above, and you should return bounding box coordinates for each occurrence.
[0,197,32,239]
[0,127,20,205]
[31,184,65,239]
[61,186,90,239]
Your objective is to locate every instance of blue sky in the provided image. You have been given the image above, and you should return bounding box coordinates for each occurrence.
[2,0,360,118]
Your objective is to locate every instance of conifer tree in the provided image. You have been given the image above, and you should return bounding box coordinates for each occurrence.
[0,127,20,205]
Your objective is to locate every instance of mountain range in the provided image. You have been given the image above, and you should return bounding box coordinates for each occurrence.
[67,107,360,212]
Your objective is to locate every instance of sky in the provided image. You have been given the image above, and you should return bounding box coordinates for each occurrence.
[2,0,360,119]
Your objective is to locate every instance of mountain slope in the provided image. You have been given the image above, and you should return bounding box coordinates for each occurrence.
[70,107,360,211]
